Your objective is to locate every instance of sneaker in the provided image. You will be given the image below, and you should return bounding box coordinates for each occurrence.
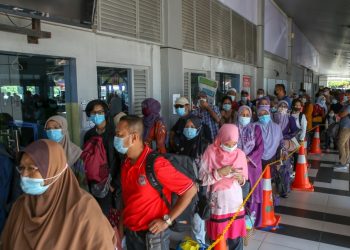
[334,164,349,171]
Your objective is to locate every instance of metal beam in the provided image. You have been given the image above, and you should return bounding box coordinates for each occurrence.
[0,19,51,44]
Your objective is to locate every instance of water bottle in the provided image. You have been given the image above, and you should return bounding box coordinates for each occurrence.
[245,211,256,230]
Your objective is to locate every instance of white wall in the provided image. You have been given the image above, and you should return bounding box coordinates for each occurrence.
[0,22,161,104]
[293,24,319,73]
[219,0,258,25]
[182,51,257,96]
[264,55,288,95]
[264,0,288,59]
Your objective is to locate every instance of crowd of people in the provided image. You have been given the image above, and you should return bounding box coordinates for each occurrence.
[0,83,349,250]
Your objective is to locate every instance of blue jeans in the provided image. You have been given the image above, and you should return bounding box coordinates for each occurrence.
[191,213,206,244]
[125,228,170,250]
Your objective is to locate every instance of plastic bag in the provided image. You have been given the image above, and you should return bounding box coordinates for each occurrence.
[176,237,208,250]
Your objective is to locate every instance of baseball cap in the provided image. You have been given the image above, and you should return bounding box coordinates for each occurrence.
[227,88,237,93]
[175,97,189,105]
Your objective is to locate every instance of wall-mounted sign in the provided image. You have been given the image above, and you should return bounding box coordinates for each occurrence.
[243,75,251,88]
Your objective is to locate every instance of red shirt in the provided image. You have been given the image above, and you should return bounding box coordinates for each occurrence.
[121,145,194,231]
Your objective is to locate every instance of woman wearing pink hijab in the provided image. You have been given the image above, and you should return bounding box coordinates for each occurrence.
[199,124,248,250]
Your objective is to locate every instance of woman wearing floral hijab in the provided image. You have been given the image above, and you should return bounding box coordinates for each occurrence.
[237,106,264,227]
[142,98,167,153]
[0,139,116,249]
[200,124,248,250]
[272,101,298,197]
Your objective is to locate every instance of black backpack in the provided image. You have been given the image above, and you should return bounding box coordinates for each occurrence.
[145,152,199,232]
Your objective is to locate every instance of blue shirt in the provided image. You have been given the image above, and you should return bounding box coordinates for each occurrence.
[192,105,221,141]
[282,96,292,109]
[339,105,350,128]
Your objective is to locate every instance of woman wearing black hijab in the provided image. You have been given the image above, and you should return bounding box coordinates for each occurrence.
[172,114,210,243]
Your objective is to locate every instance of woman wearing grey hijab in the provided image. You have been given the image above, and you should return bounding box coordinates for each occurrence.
[44,115,88,190]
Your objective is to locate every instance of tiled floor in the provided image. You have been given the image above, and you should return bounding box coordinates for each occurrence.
[244,149,350,250]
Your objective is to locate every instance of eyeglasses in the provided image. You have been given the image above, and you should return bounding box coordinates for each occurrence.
[16,165,39,175]
[174,104,185,109]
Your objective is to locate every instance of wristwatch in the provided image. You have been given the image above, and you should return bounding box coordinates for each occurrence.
[163,214,172,226]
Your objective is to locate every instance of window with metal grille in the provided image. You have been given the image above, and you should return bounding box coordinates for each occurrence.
[211,0,231,58]
[182,0,257,65]
[231,11,245,62]
[133,69,148,116]
[182,0,195,50]
[195,0,211,54]
[245,21,254,65]
[97,0,162,43]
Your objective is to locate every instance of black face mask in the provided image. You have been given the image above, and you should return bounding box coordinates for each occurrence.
[274,91,278,96]
[293,107,301,112]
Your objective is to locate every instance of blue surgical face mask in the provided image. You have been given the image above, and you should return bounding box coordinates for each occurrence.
[90,114,105,125]
[183,127,198,140]
[220,144,237,153]
[228,95,235,102]
[239,116,251,126]
[176,107,186,117]
[20,165,67,195]
[332,99,338,104]
[259,115,271,125]
[113,135,131,154]
[320,100,326,105]
[242,97,248,102]
[223,104,232,111]
[46,129,63,143]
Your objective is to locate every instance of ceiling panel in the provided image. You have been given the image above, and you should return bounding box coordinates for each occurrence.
[274,0,350,75]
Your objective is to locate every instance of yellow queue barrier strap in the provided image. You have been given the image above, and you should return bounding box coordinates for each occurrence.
[207,146,301,250]
[208,124,325,249]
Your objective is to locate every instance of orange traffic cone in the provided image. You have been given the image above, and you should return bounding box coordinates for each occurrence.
[214,237,227,250]
[310,126,321,154]
[259,165,281,231]
[292,145,314,192]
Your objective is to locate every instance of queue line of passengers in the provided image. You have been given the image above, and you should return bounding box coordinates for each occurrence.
[1,84,348,250]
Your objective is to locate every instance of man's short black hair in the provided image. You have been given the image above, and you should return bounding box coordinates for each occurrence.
[275,84,286,94]
[85,99,109,117]
[292,98,302,107]
[119,115,144,137]
[221,95,232,104]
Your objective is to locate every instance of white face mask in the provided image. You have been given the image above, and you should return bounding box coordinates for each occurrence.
[278,107,288,114]
[220,144,237,153]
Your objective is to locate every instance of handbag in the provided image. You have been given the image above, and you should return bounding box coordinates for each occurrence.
[196,186,211,220]
[283,137,300,152]
[90,174,111,198]
[241,180,251,200]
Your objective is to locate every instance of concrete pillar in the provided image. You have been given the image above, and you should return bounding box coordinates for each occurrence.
[160,0,183,128]
[287,17,294,92]
[256,0,265,91]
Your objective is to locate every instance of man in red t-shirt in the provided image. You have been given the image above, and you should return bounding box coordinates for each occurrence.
[115,115,197,250]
